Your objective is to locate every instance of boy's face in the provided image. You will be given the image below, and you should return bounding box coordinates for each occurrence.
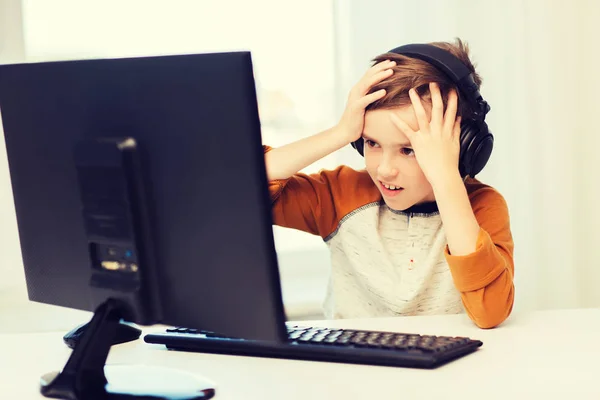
[362,106,435,211]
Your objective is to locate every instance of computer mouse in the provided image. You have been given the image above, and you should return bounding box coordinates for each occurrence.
[63,320,142,349]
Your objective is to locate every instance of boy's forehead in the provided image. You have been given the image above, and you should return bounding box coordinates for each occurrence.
[364,106,427,138]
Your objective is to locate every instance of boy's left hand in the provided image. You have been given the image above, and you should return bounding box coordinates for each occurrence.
[389,82,461,186]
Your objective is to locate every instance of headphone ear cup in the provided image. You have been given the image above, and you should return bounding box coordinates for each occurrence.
[351,139,364,156]
[470,130,494,177]
[459,120,493,178]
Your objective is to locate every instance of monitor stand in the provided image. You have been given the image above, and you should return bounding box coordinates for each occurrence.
[40,298,216,400]
[63,319,142,349]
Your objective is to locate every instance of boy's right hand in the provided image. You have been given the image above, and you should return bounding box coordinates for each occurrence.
[336,60,396,143]
[263,61,394,182]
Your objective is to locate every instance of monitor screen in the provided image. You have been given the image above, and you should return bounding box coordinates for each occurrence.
[0,52,288,344]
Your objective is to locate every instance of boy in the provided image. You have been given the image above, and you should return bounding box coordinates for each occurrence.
[263,39,514,329]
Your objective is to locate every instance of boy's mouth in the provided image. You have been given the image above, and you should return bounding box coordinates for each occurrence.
[379,181,404,196]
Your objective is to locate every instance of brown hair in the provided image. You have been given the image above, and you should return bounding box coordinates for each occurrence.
[366,37,482,119]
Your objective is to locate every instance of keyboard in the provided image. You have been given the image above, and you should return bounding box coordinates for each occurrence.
[144,325,483,369]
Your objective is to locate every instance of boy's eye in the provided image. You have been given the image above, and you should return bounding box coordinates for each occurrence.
[400,147,414,156]
[365,139,380,148]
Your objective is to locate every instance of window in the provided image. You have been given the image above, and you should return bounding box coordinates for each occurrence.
[17,0,343,318]
[22,0,338,254]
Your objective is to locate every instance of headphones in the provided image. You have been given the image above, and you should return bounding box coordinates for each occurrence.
[351,43,494,178]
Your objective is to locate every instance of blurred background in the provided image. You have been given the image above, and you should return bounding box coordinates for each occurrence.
[1,0,599,331]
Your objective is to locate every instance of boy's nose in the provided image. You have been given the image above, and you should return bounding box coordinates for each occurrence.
[377,160,398,179]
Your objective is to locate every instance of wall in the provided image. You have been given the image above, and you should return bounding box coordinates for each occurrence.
[0,0,333,325]
[3,1,600,329]
[333,0,600,312]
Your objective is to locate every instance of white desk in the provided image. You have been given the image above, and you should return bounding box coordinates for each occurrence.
[2,308,599,399]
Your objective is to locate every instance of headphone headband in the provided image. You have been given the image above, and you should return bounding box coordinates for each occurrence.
[388,44,490,121]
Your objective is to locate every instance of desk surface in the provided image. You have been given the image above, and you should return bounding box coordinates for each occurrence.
[2,307,599,399]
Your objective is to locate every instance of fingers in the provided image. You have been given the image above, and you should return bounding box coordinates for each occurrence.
[452,116,462,141]
[358,88,386,109]
[429,82,444,128]
[366,60,396,78]
[349,60,394,108]
[354,61,394,98]
[408,88,430,133]
[390,113,416,140]
[443,89,459,134]
[360,68,393,94]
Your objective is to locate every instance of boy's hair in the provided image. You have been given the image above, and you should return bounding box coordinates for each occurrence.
[366,37,482,119]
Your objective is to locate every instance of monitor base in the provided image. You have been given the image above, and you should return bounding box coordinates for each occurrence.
[41,365,216,399]
[40,298,216,399]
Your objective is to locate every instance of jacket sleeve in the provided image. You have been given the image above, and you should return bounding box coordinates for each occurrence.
[264,145,344,239]
[444,185,515,329]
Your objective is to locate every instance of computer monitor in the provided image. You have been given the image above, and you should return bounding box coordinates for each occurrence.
[0,52,288,399]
